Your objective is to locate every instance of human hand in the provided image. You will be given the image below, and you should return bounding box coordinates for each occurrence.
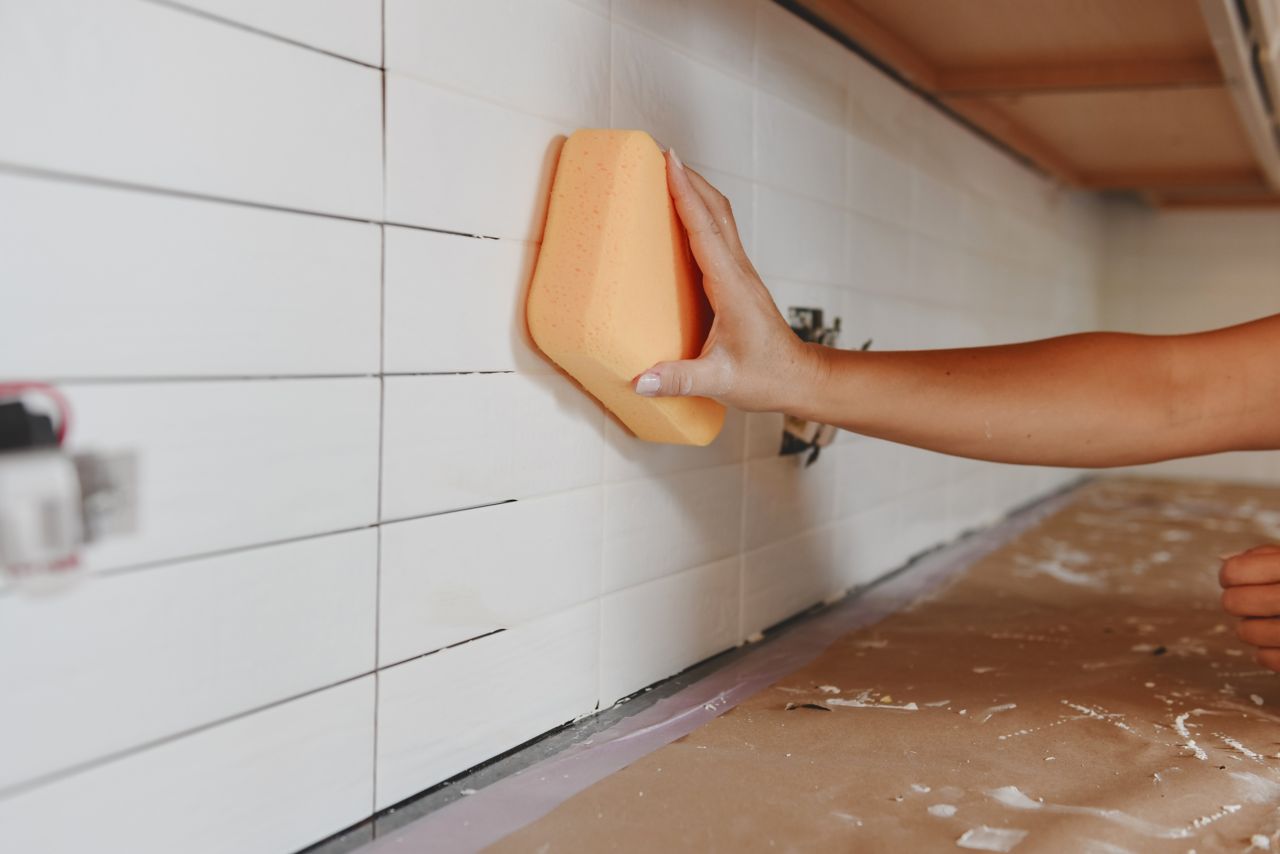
[1220,544,1280,671]
[632,150,825,413]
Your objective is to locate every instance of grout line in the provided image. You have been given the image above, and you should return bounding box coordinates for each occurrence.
[0,670,377,803]
[0,162,513,242]
[142,0,383,70]
[0,501,519,599]
[31,371,518,387]
[377,629,508,673]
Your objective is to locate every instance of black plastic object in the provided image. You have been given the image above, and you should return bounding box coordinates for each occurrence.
[0,400,58,451]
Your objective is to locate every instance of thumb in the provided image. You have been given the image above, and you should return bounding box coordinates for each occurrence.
[634,357,722,399]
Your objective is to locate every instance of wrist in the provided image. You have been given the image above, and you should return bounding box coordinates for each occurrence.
[778,341,832,418]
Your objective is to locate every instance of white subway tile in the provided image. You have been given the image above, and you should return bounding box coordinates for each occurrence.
[0,677,375,854]
[612,26,754,178]
[834,437,903,516]
[378,488,602,665]
[65,379,379,572]
[603,463,744,592]
[754,186,848,286]
[381,374,604,520]
[0,0,381,218]
[847,52,925,154]
[743,524,842,635]
[614,0,756,81]
[756,93,845,206]
[385,75,570,240]
[847,212,912,297]
[0,530,375,790]
[847,135,914,227]
[167,0,383,65]
[603,408,746,481]
[600,557,740,705]
[376,603,597,809]
[383,227,545,374]
[385,0,609,126]
[0,174,380,379]
[755,1,848,125]
[835,499,907,586]
[744,454,838,550]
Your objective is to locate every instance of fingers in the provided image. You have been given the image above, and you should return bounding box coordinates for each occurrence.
[1222,583,1280,617]
[634,354,729,399]
[1219,545,1280,587]
[682,166,753,270]
[1236,616,1280,646]
[1220,545,1280,670]
[665,150,743,288]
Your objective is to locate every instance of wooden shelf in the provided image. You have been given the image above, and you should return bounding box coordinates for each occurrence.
[792,0,1280,207]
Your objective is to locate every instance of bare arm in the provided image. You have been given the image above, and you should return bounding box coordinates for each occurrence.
[638,151,1280,468]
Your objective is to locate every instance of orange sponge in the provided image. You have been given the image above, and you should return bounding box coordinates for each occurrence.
[526,129,725,446]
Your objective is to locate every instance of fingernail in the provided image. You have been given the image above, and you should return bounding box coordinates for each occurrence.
[635,373,661,396]
[668,148,684,171]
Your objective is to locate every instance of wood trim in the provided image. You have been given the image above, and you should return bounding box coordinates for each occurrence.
[791,0,939,90]
[1078,167,1265,189]
[942,97,1080,183]
[936,58,1223,95]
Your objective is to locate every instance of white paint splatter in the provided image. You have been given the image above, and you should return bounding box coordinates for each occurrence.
[1023,558,1104,588]
[1174,711,1209,761]
[985,785,1238,839]
[976,703,1018,724]
[911,784,931,793]
[973,666,998,674]
[1187,803,1242,830]
[830,811,862,826]
[817,685,840,694]
[829,691,921,711]
[957,826,1028,851]
[1252,694,1265,706]
[1251,833,1272,850]
[1161,529,1192,542]
[928,803,957,817]
[1063,700,1138,736]
[1216,732,1263,761]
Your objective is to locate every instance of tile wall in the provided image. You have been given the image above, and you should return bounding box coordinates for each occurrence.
[0,0,1101,850]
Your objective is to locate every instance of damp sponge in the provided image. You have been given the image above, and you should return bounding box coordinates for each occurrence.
[526,129,725,446]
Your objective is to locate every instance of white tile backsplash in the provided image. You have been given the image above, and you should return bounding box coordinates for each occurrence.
[384,75,571,239]
[168,0,384,65]
[383,226,543,374]
[0,173,381,379]
[0,530,376,789]
[0,0,1119,845]
[385,0,610,126]
[378,488,602,665]
[381,373,604,521]
[0,677,375,854]
[603,463,744,592]
[0,0,382,218]
[600,556,740,705]
[66,379,380,573]
[612,24,754,178]
[375,603,598,809]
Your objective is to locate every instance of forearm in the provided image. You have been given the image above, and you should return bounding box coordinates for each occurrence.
[784,332,1245,468]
